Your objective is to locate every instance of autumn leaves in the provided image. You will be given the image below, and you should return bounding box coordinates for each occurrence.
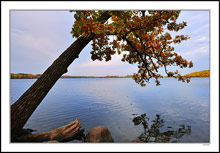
[70,10,193,86]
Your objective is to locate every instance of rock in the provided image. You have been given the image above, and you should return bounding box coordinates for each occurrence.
[131,139,142,143]
[16,128,36,137]
[85,126,114,142]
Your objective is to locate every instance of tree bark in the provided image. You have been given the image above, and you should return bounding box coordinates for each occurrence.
[11,11,111,141]
[14,119,83,142]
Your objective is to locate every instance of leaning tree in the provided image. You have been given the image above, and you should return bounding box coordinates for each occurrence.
[11,10,193,140]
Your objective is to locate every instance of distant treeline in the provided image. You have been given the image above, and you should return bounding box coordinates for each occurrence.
[11,73,41,79]
[11,73,133,79]
[11,70,210,79]
[184,70,210,77]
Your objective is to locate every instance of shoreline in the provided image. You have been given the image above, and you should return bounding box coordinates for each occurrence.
[10,77,210,79]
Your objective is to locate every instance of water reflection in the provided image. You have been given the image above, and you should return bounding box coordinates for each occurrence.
[11,78,209,142]
[132,113,191,142]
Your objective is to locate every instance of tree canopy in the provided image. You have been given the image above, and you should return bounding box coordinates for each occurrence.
[70,10,193,86]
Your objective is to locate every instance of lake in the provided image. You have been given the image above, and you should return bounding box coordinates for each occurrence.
[10,77,210,143]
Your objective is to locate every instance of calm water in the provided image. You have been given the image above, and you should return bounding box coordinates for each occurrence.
[10,78,210,143]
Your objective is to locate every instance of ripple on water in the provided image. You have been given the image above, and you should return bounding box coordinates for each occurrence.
[11,78,209,142]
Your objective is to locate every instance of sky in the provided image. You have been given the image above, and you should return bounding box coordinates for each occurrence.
[10,10,210,76]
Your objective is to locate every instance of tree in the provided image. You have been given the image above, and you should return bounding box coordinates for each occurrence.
[11,11,111,140]
[71,10,193,86]
[11,10,193,140]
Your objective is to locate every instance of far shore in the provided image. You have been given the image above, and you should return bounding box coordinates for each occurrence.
[10,70,210,79]
[11,76,210,79]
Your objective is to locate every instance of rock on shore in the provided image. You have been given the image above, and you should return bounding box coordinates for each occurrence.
[85,126,114,142]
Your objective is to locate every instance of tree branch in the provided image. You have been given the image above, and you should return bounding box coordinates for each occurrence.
[124,36,152,79]
[151,46,169,75]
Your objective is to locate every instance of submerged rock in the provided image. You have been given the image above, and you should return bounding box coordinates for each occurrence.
[85,126,114,142]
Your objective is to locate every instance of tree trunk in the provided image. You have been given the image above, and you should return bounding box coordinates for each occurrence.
[14,118,83,142]
[11,11,111,141]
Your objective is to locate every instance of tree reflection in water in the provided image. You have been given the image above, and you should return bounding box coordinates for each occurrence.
[132,113,191,142]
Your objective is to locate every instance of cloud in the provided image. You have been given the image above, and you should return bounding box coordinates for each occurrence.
[170,11,210,64]
[10,10,210,76]
[10,11,76,73]
[194,36,209,42]
[11,28,59,60]
[191,24,209,35]
[80,54,124,68]
[180,45,209,61]
[178,11,209,27]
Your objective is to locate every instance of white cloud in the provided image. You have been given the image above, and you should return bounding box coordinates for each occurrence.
[80,53,124,67]
[194,36,209,42]
[10,11,75,70]
[180,45,209,61]
[191,24,209,35]
[11,28,59,60]
[10,10,210,76]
